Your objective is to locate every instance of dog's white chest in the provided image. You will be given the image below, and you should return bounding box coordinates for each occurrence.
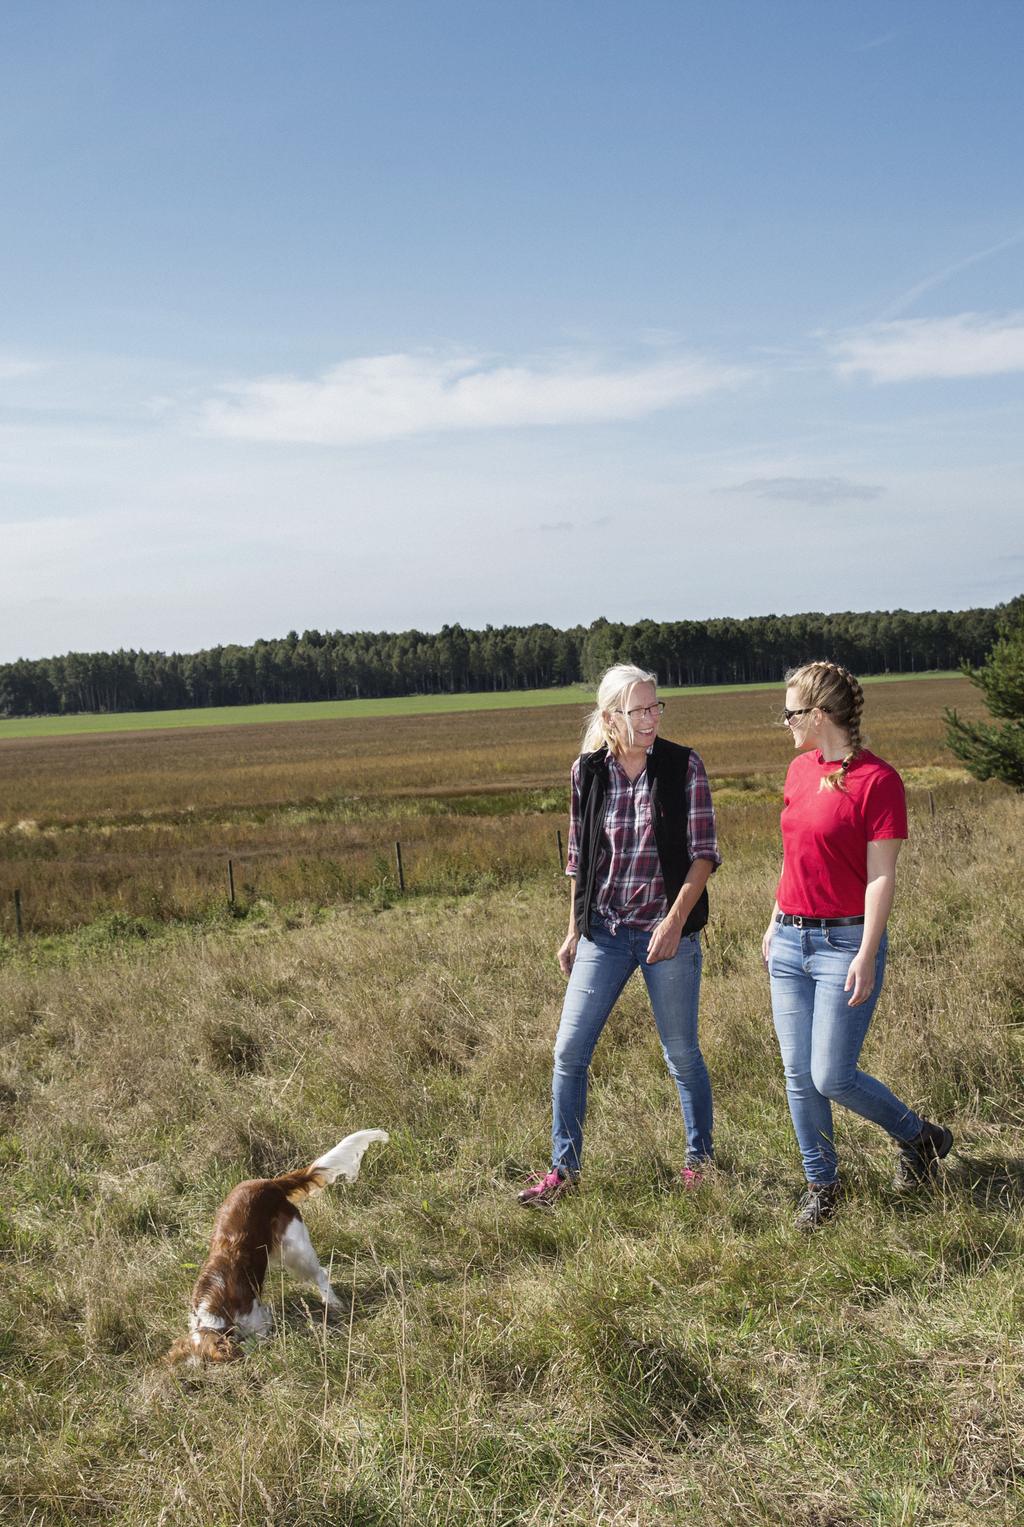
[190,1297,272,1340]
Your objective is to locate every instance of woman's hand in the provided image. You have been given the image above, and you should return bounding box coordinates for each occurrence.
[761,924,777,968]
[762,901,781,969]
[646,917,683,965]
[558,933,579,976]
[844,949,876,1007]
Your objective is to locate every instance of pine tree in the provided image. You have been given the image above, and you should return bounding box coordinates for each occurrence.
[945,600,1024,790]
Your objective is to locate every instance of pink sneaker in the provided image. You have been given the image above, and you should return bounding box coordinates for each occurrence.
[679,1166,704,1189]
[517,1168,576,1207]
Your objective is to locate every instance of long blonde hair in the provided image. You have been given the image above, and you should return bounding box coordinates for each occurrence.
[786,660,865,790]
[581,664,658,756]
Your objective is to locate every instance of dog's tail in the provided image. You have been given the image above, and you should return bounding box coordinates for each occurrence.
[277,1128,389,1206]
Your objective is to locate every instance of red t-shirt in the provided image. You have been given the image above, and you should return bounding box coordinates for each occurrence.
[777,748,908,917]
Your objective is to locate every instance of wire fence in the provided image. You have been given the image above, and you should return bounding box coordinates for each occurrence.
[3,828,573,938]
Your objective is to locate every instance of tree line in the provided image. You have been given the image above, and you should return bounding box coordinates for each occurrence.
[0,602,1017,719]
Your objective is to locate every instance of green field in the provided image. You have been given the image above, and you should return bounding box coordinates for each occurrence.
[2,780,1021,1525]
[0,670,960,739]
[2,669,1021,1524]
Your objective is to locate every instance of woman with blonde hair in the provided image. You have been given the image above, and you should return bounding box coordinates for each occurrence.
[763,660,953,1231]
[518,664,720,1205]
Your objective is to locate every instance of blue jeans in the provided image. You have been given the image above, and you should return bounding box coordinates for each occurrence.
[768,921,923,1184]
[551,919,712,1175]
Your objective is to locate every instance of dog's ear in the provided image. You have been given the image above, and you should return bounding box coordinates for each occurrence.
[164,1336,195,1367]
[165,1331,241,1366]
[205,1332,241,1363]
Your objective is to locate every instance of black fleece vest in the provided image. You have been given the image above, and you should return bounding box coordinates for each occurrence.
[572,737,710,940]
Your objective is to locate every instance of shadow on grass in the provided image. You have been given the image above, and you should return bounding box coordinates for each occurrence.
[953,1154,1024,1211]
[586,1315,756,1445]
[279,1255,460,1331]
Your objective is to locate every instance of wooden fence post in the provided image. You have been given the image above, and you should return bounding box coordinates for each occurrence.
[556,830,565,873]
[13,888,23,937]
[227,858,235,904]
[928,792,936,818]
[394,841,405,893]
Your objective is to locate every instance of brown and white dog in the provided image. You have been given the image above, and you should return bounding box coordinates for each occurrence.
[167,1128,388,1365]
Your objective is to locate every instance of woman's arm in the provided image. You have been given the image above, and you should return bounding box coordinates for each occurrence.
[845,838,902,1007]
[761,898,781,967]
[647,751,719,964]
[646,857,714,963]
[559,763,582,974]
[558,879,579,975]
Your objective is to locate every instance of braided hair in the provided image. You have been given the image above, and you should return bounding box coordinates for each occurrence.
[785,660,865,791]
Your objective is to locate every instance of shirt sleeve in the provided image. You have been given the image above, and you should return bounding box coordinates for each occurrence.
[861,765,908,841]
[565,757,582,876]
[686,750,721,868]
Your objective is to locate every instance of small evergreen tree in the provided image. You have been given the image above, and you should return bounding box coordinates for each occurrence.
[945,599,1024,790]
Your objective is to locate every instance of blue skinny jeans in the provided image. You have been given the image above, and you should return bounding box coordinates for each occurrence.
[551,918,713,1176]
[768,921,923,1184]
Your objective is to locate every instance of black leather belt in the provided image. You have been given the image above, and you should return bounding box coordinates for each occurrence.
[776,914,865,928]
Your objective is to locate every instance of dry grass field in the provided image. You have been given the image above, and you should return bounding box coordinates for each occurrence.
[0,677,989,935]
[1,763,1021,1524]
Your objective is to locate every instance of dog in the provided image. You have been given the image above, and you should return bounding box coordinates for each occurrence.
[166,1128,388,1365]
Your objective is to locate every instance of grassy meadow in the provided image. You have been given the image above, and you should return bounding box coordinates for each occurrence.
[0,685,597,740]
[0,676,988,937]
[2,675,1023,1524]
[0,671,959,741]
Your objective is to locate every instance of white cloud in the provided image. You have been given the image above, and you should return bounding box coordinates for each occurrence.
[723,475,884,505]
[199,349,747,446]
[833,312,1024,383]
[0,357,49,383]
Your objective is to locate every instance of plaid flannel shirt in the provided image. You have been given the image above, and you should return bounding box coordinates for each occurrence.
[565,748,720,933]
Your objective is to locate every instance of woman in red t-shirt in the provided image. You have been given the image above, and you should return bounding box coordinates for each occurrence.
[761,660,953,1230]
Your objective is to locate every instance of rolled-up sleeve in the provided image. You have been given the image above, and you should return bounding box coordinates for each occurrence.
[565,758,582,876]
[687,751,721,869]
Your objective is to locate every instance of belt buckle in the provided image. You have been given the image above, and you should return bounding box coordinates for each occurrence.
[792,915,804,928]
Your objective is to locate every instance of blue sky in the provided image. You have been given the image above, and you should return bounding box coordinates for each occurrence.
[2,1,1022,662]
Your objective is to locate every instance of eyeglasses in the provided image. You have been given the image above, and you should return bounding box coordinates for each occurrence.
[781,707,814,724]
[612,702,666,723]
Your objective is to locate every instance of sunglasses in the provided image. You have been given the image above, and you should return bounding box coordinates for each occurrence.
[781,707,815,724]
